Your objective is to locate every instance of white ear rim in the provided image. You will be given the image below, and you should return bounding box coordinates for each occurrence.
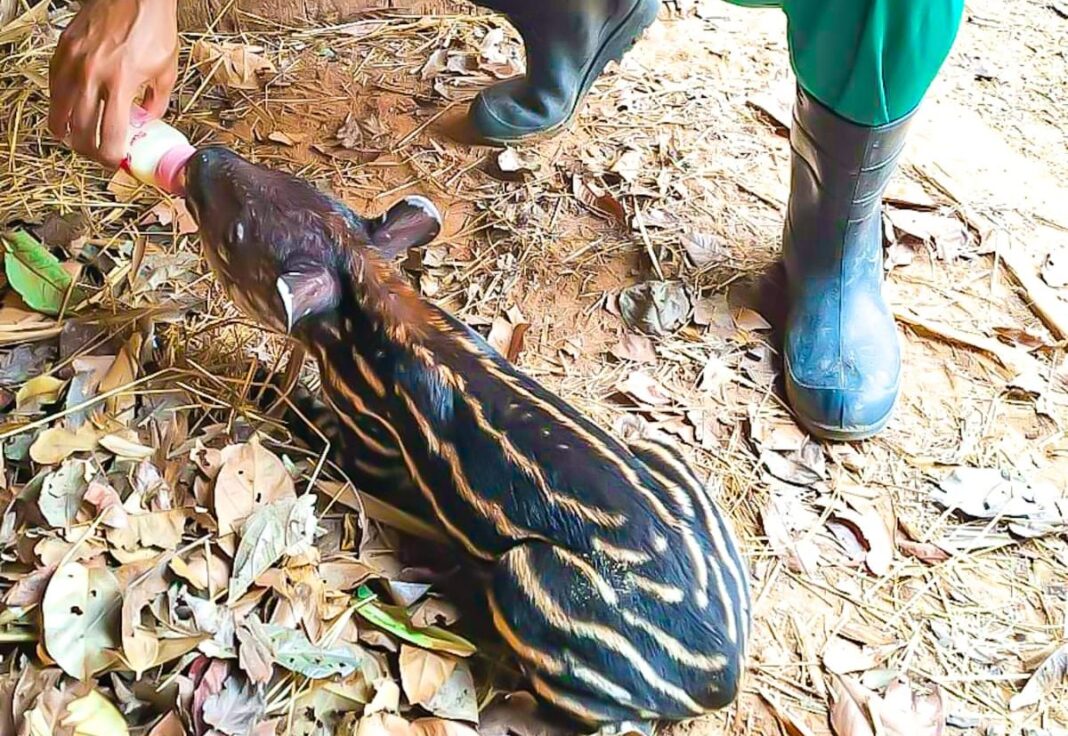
[276,275,295,333]
[400,195,442,227]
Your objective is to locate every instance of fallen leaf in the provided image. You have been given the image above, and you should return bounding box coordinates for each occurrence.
[358,712,417,736]
[0,0,48,45]
[1009,643,1068,710]
[267,131,304,146]
[354,587,476,657]
[572,175,627,226]
[422,660,478,722]
[932,467,1066,536]
[42,561,122,679]
[680,231,725,269]
[215,437,297,536]
[201,676,266,735]
[497,149,538,174]
[413,719,480,736]
[121,564,168,676]
[147,712,186,736]
[610,334,657,364]
[15,374,65,413]
[38,459,91,528]
[83,479,129,529]
[60,690,129,736]
[336,114,364,149]
[479,691,569,736]
[190,40,276,89]
[228,494,317,601]
[257,620,367,678]
[367,678,401,715]
[29,424,99,465]
[733,307,772,332]
[399,646,456,706]
[830,502,895,576]
[885,208,969,261]
[1,230,81,316]
[99,433,155,460]
[875,677,944,736]
[143,199,198,235]
[617,281,691,336]
[616,370,674,406]
[610,149,643,183]
[5,564,57,607]
[420,49,449,79]
[830,677,874,736]
[236,621,274,685]
[107,510,187,551]
[170,549,230,592]
[107,170,142,202]
[318,559,375,591]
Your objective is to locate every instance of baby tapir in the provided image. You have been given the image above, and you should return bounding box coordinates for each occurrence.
[184,146,751,728]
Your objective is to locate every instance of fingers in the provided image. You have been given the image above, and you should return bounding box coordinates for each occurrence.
[69,82,103,160]
[48,40,77,141]
[99,86,134,168]
[141,60,178,118]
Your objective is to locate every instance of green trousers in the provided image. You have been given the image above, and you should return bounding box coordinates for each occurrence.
[725,0,965,126]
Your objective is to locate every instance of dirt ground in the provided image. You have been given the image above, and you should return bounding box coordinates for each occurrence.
[1,0,1067,734]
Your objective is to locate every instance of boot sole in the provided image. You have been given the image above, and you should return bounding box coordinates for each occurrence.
[474,0,660,145]
[784,369,897,443]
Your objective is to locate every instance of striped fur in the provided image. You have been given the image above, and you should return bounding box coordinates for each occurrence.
[185,147,751,726]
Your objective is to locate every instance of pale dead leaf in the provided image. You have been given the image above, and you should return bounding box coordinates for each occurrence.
[611,149,643,183]
[830,677,875,736]
[1009,643,1068,710]
[170,549,230,592]
[875,678,944,736]
[399,645,456,706]
[84,478,129,529]
[147,712,186,736]
[610,334,657,364]
[29,424,100,465]
[618,281,690,336]
[215,436,296,536]
[616,370,674,406]
[732,307,772,332]
[190,39,277,89]
[680,231,726,269]
[42,562,122,679]
[60,690,129,736]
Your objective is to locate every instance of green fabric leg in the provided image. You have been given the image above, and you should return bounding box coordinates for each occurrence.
[722,0,964,125]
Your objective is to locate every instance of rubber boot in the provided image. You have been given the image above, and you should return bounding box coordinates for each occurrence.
[782,85,914,442]
[469,0,659,143]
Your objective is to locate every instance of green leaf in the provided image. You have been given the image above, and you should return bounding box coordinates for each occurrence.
[354,586,476,657]
[2,229,82,315]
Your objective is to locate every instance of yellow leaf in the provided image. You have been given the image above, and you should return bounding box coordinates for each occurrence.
[61,690,129,736]
[30,424,101,464]
[15,374,65,411]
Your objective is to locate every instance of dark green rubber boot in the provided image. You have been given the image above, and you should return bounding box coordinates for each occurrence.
[782,85,915,442]
[469,0,660,143]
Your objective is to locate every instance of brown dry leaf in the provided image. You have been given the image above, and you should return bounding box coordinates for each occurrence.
[98,433,155,460]
[733,307,772,332]
[680,231,726,269]
[98,333,140,422]
[236,621,274,685]
[572,175,626,226]
[1009,643,1068,710]
[107,510,187,552]
[617,281,691,336]
[610,334,657,364]
[142,200,197,235]
[830,677,874,736]
[616,370,674,406]
[357,712,417,736]
[170,549,230,592]
[147,712,186,736]
[107,170,142,202]
[121,564,168,676]
[758,689,817,736]
[5,564,56,607]
[410,598,460,629]
[399,646,456,707]
[874,678,944,736]
[190,40,277,89]
[412,719,480,736]
[830,501,895,576]
[215,436,296,536]
[267,131,305,146]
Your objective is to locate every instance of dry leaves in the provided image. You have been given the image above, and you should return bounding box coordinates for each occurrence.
[190,40,277,89]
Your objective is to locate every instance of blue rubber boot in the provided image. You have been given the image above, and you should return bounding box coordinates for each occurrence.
[783,85,914,442]
[469,0,659,143]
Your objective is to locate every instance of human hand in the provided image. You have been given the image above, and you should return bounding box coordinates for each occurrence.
[48,0,179,168]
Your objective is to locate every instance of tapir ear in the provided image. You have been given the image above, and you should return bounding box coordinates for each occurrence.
[369,195,442,258]
[276,267,341,332]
